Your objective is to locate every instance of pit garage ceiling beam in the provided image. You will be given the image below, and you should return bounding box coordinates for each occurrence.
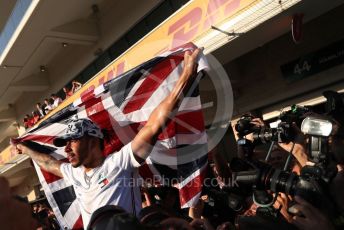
[0,121,15,133]
[50,19,99,45]
[0,107,16,122]
[0,66,22,97]
[10,72,50,92]
[0,120,17,142]
[2,165,34,188]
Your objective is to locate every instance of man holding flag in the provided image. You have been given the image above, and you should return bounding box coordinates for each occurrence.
[12,47,202,228]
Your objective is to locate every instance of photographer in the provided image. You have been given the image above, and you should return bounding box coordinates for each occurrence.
[232,116,265,160]
[231,112,341,229]
[291,196,335,230]
[278,123,308,167]
[279,115,344,213]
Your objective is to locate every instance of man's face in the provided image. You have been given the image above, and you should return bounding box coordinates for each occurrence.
[64,136,90,167]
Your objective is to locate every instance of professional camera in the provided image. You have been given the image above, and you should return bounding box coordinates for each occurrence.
[235,115,257,138]
[233,116,338,214]
[235,117,295,145]
[201,187,247,224]
[279,104,311,125]
[232,92,343,228]
[252,122,294,144]
[235,105,311,145]
[232,158,327,206]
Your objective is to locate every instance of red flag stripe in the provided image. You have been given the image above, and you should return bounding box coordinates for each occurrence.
[126,111,205,139]
[72,215,83,230]
[139,163,157,183]
[80,89,95,105]
[175,110,205,134]
[179,165,207,207]
[23,110,205,148]
[21,109,205,155]
[123,56,184,114]
[17,43,208,229]
[20,134,55,145]
[41,169,63,184]
[82,96,121,156]
[41,158,69,184]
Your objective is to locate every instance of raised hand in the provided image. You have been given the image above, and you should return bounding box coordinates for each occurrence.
[291,196,335,230]
[181,48,202,79]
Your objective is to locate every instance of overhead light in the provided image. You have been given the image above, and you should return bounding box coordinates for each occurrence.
[0,65,22,69]
[92,4,99,14]
[40,65,46,72]
[62,42,68,48]
[94,48,103,56]
[262,88,344,120]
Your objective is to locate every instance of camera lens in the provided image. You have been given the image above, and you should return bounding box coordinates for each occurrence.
[234,161,298,196]
[235,115,254,136]
[252,127,276,143]
[266,169,298,195]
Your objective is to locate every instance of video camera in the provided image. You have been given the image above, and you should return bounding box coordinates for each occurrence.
[235,105,311,145]
[234,114,338,200]
[231,116,338,229]
[232,156,330,209]
[231,91,344,228]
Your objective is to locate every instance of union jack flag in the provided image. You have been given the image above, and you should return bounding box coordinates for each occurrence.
[16,43,209,229]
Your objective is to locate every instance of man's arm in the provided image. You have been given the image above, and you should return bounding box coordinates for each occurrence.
[279,123,308,167]
[131,48,201,163]
[279,142,308,167]
[72,81,82,92]
[15,144,63,177]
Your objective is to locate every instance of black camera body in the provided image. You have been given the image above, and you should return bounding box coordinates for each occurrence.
[232,92,344,228]
[235,115,294,145]
[232,158,334,212]
[279,105,311,125]
[252,122,294,144]
[235,115,257,138]
[235,105,311,145]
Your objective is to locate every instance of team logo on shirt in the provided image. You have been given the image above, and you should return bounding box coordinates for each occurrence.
[97,172,109,188]
[98,178,109,188]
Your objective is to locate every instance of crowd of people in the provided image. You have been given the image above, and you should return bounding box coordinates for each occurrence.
[23,80,82,129]
[4,111,344,230]
[31,201,60,229]
[82,112,343,230]
[2,48,344,230]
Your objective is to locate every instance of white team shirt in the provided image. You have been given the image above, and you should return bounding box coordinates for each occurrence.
[52,98,63,109]
[60,142,142,228]
[44,104,53,113]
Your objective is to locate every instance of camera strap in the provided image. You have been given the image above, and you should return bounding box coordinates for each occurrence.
[283,142,295,170]
[131,171,136,216]
[253,191,275,208]
[270,169,281,193]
